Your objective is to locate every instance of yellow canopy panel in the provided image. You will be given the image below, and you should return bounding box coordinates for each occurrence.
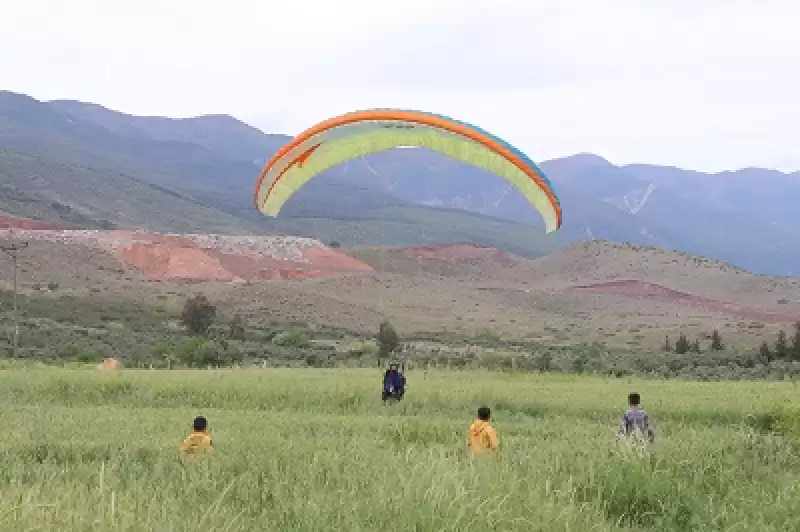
[253,109,562,233]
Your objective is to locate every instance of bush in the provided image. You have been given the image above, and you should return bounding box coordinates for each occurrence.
[475,328,501,345]
[710,330,724,351]
[228,314,246,341]
[180,295,216,336]
[377,322,399,357]
[176,337,243,368]
[674,334,689,354]
[747,405,800,437]
[272,329,312,348]
[349,341,380,357]
[76,347,105,364]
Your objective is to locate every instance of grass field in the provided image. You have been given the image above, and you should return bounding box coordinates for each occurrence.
[1,368,800,531]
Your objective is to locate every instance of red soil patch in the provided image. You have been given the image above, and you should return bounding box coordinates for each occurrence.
[303,246,376,274]
[2,228,374,282]
[113,238,374,282]
[575,279,799,323]
[403,243,518,266]
[0,216,59,230]
[114,231,198,248]
[115,244,234,281]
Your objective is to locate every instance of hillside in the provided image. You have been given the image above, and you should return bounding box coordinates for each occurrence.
[2,90,800,274]
[2,223,798,352]
[0,91,561,257]
[323,150,800,276]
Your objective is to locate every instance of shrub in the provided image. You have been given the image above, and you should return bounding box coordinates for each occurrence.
[710,330,724,351]
[349,341,380,357]
[272,328,312,348]
[377,322,399,357]
[475,328,501,344]
[228,314,246,341]
[674,334,689,354]
[180,295,216,336]
[176,337,242,368]
[775,330,789,359]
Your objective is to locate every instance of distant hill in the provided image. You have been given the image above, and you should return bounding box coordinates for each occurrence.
[0,90,563,257]
[2,89,800,274]
[3,228,799,350]
[313,149,800,276]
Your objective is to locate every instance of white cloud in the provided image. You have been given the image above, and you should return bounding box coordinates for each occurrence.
[1,0,798,172]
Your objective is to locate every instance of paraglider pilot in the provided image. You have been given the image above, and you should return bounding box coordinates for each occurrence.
[382,361,406,403]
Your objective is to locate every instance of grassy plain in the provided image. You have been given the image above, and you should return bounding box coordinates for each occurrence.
[0,368,799,531]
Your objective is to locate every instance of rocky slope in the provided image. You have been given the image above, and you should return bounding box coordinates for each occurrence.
[1,228,373,282]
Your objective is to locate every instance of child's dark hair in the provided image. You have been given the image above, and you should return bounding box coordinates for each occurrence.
[628,393,641,406]
[477,406,491,421]
[193,416,208,431]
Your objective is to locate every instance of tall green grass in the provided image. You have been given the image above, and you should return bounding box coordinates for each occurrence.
[0,368,798,531]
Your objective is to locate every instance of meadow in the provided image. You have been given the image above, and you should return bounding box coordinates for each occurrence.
[0,367,799,531]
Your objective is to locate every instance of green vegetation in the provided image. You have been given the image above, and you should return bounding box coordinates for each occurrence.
[0,369,799,530]
[181,294,217,336]
[4,290,800,381]
[377,321,399,358]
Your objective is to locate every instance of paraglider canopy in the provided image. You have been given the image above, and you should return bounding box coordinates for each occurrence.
[254,109,562,233]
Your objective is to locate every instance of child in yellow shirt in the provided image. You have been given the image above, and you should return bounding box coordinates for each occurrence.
[180,416,213,456]
[467,406,499,454]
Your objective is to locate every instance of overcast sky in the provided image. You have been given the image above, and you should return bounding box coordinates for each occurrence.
[2,0,797,172]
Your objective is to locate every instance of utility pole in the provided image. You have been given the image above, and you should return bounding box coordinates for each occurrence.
[1,235,28,358]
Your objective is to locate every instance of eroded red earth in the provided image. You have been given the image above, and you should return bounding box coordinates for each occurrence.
[0,219,375,282]
[403,243,519,266]
[575,279,799,323]
[1,216,797,325]
[0,216,59,230]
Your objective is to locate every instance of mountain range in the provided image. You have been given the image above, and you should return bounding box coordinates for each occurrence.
[1,89,798,275]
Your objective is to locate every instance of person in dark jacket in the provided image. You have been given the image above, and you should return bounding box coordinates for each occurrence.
[619,392,655,443]
[382,362,406,403]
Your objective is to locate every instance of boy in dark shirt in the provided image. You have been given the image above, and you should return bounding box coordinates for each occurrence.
[619,393,655,443]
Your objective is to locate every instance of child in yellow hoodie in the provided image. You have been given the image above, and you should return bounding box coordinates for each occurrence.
[467,406,499,454]
[180,416,213,456]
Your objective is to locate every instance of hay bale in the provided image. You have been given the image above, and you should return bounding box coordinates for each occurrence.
[97,357,121,372]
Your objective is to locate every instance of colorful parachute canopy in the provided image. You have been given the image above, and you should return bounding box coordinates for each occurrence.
[253,109,562,232]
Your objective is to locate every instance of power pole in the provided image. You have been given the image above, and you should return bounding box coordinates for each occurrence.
[1,236,28,358]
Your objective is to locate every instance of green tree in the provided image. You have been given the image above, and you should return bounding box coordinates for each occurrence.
[535,351,553,373]
[272,328,311,348]
[710,330,724,351]
[176,338,210,367]
[758,341,772,365]
[573,351,589,374]
[674,333,689,354]
[150,341,174,367]
[181,295,216,336]
[176,337,242,368]
[791,322,800,362]
[775,330,789,360]
[228,314,246,341]
[377,321,399,357]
